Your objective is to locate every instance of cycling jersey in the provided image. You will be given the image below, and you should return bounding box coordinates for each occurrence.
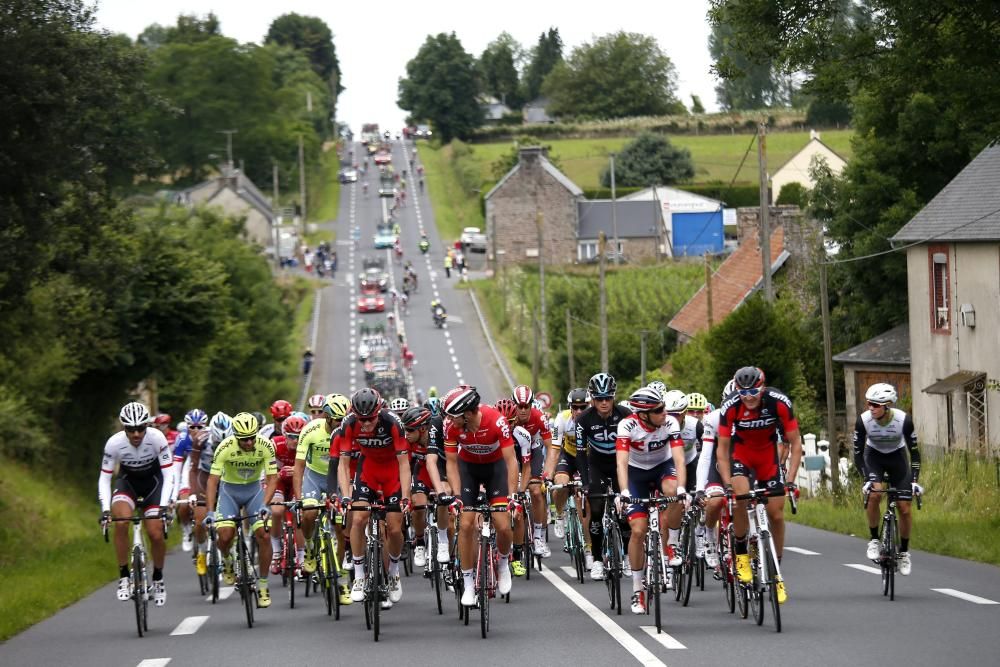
[296,417,335,475]
[717,388,798,450]
[853,408,920,482]
[171,430,194,494]
[615,414,682,470]
[517,407,551,442]
[425,415,448,481]
[99,429,173,512]
[678,414,704,464]
[552,408,578,456]
[210,435,277,484]
[444,405,513,464]
[195,434,222,474]
[339,411,408,465]
[576,404,632,455]
[696,408,724,492]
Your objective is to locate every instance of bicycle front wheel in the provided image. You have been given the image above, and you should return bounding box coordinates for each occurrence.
[132,546,145,637]
[237,535,255,628]
[681,524,695,606]
[750,540,764,626]
[882,515,896,601]
[322,535,336,617]
[209,530,220,604]
[648,532,663,633]
[607,524,623,615]
[765,545,782,633]
[372,536,382,641]
[478,537,491,639]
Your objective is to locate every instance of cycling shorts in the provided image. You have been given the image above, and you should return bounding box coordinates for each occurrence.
[353,457,402,511]
[683,460,698,492]
[626,460,675,520]
[457,458,509,507]
[112,474,165,518]
[555,450,580,477]
[864,448,913,501]
[216,481,266,532]
[301,467,328,507]
[273,476,295,502]
[731,445,784,496]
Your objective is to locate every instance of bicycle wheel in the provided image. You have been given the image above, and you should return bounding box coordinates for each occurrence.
[521,515,533,581]
[765,544,781,633]
[883,515,896,601]
[209,529,220,604]
[285,524,296,608]
[681,524,695,607]
[372,534,382,642]
[323,534,336,617]
[238,534,255,628]
[132,546,145,637]
[479,536,490,639]
[750,540,764,626]
[648,532,662,633]
[607,523,623,615]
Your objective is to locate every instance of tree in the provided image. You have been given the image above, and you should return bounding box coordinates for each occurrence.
[265,13,343,96]
[600,132,694,187]
[543,31,684,119]
[398,33,482,143]
[480,32,523,109]
[708,19,779,110]
[690,95,706,114]
[776,181,807,206]
[522,28,563,102]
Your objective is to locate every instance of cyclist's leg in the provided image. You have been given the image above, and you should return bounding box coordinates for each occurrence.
[269,485,287,569]
[887,450,914,550]
[138,475,167,569]
[110,478,137,567]
[528,448,546,540]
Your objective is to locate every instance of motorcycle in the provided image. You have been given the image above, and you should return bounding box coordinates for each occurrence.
[419,240,429,254]
[432,307,447,329]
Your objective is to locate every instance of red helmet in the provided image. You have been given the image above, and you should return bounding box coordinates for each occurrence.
[282,415,308,437]
[153,413,172,426]
[270,399,293,420]
[494,398,518,423]
[512,384,534,407]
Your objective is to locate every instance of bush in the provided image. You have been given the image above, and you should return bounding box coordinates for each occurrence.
[0,387,50,462]
[776,181,808,206]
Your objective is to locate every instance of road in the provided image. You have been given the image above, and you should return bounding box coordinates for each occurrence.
[3,140,999,666]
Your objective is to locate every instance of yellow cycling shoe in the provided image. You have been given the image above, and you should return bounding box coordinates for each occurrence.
[222,559,236,586]
[775,577,787,604]
[257,581,271,608]
[338,584,353,606]
[736,554,752,583]
[302,555,317,574]
[195,552,207,576]
[510,560,526,577]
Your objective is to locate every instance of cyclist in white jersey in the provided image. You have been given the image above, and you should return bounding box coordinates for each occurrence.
[694,382,734,569]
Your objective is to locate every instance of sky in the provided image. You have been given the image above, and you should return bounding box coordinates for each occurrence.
[94,0,720,135]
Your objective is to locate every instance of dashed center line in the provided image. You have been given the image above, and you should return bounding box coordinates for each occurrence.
[136,660,171,667]
[785,546,821,555]
[169,615,209,636]
[932,588,999,605]
[844,563,882,575]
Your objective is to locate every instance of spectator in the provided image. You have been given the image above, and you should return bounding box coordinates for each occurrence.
[302,348,315,376]
[443,254,453,278]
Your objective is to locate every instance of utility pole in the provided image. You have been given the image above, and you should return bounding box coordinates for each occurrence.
[491,213,499,277]
[565,308,576,388]
[219,129,237,171]
[272,162,281,269]
[537,211,548,370]
[819,253,841,495]
[298,135,307,234]
[532,311,540,389]
[599,232,609,372]
[705,252,714,328]
[610,154,621,265]
[640,331,648,386]
[757,121,773,302]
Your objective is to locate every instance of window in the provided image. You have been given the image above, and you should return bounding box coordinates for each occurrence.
[929,245,950,333]
[578,242,597,261]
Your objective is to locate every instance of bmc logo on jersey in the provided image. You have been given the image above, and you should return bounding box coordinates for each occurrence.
[356,436,392,448]
[737,417,777,429]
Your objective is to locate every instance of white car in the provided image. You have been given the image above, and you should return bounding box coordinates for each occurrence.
[460,226,487,253]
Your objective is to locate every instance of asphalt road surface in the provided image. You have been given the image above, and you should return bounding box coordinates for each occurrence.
[3,140,999,666]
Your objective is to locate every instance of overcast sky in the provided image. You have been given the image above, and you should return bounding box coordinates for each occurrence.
[94,0,719,134]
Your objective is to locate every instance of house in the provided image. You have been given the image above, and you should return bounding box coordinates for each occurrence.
[890,142,1000,453]
[481,97,512,124]
[621,186,730,256]
[484,147,583,267]
[177,167,274,247]
[832,324,911,429]
[770,130,847,202]
[523,97,554,124]
[576,200,661,262]
[667,206,813,343]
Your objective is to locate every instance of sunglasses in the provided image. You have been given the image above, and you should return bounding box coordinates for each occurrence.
[358,414,378,423]
[237,436,255,443]
[867,401,888,409]
[286,433,300,439]
[516,403,532,410]
[646,405,666,414]
[738,388,761,397]
[125,426,147,433]
[189,424,206,430]
[310,409,325,415]
[570,405,587,411]
[404,426,421,433]
[593,397,613,403]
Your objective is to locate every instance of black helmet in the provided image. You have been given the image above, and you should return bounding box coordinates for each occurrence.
[443,385,480,416]
[733,366,765,390]
[588,372,617,398]
[567,388,588,405]
[250,411,266,428]
[401,406,431,429]
[351,387,382,418]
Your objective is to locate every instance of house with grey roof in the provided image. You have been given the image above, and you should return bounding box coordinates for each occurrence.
[176,166,275,248]
[576,200,662,261]
[523,97,555,124]
[890,142,1000,452]
[832,324,911,429]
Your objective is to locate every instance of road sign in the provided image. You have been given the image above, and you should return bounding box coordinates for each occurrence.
[536,392,552,409]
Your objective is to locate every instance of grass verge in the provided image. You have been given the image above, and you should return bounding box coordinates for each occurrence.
[418,140,485,244]
[792,453,1000,566]
[308,146,341,223]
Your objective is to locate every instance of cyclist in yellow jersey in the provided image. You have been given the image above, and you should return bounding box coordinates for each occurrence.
[204,412,278,607]
[546,389,592,565]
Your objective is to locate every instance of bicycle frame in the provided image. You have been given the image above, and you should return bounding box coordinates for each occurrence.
[103,510,167,638]
[730,488,784,631]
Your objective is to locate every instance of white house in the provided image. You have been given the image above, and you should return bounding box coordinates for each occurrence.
[890,142,1000,453]
[770,131,847,201]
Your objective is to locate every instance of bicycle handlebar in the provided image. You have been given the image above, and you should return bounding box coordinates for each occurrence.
[863,487,923,510]
[548,481,584,491]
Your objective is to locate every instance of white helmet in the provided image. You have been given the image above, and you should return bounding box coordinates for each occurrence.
[722,379,738,403]
[389,397,409,414]
[119,401,150,428]
[865,383,897,405]
[210,411,233,443]
[663,390,689,413]
[647,380,668,395]
[618,399,635,412]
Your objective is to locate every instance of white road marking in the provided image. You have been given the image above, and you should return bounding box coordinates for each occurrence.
[640,626,687,649]
[844,563,882,575]
[170,615,209,636]
[136,660,171,667]
[932,588,999,605]
[538,566,666,667]
[785,547,821,555]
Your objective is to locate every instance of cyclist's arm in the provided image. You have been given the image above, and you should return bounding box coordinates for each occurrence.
[157,439,175,507]
[261,440,278,506]
[575,421,591,488]
[852,416,867,477]
[445,447,460,496]
[188,443,202,492]
[614,433,630,493]
[337,454,353,500]
[98,440,117,513]
[903,414,920,483]
[398,452,412,503]
[294,459,306,500]
[502,444,519,498]
[205,473,220,514]
[716,434,732,487]
[784,428,803,483]
[671,437,687,492]
[262,472,278,508]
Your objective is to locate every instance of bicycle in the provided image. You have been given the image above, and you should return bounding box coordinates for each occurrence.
[359,495,390,642]
[729,487,786,632]
[102,507,169,637]
[447,509,467,622]
[510,493,533,581]
[712,491,739,615]
[271,501,301,608]
[414,501,444,614]
[592,485,626,615]
[401,510,415,577]
[864,486,922,601]
[219,511,264,629]
[190,499,220,603]
[463,503,510,639]
[304,498,342,618]
[675,496,703,606]
[550,481,586,582]
[633,496,683,634]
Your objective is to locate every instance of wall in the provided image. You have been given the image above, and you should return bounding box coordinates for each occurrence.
[771,139,846,199]
[843,364,912,428]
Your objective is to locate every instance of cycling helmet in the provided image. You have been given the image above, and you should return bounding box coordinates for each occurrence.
[588,372,617,398]
[494,398,519,423]
[323,393,351,420]
[351,388,382,418]
[512,384,534,407]
[153,413,172,426]
[210,411,232,443]
[567,388,588,406]
[663,389,689,413]
[685,393,708,411]
[401,406,432,429]
[722,379,738,403]
[389,397,410,414]
[250,411,267,429]
[628,387,664,412]
[428,386,438,398]
[184,408,208,426]
[647,380,668,395]
[618,400,634,412]
[424,396,441,416]
[733,366,765,390]
[307,393,326,409]
[119,401,151,427]
[270,399,293,420]
[443,385,480,416]
[282,415,308,437]
[865,383,897,405]
[291,410,310,422]
[232,412,259,439]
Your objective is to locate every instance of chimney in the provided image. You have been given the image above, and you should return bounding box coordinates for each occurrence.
[518,146,545,167]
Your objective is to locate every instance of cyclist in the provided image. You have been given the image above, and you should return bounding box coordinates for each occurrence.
[400,406,437,568]
[662,390,699,566]
[269,414,307,575]
[419,234,430,253]
[260,399,293,440]
[389,397,409,416]
[854,382,921,575]
[152,413,178,448]
[422,401,454,564]
[306,393,326,421]
[510,385,553,560]
[495,398,538,576]
[99,402,174,606]
[576,372,633,581]
[547,389,590,561]
[614,387,685,614]
[188,411,231,577]
[683,392,710,557]
[203,412,278,608]
[174,409,208,553]
[716,366,802,604]
[340,388,410,606]
[694,381,737,570]
[442,385,518,605]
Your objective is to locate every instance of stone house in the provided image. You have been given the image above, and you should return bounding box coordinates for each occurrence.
[890,142,1000,453]
[177,167,274,247]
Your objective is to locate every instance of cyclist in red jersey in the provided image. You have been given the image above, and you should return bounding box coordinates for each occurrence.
[442,386,518,606]
[510,385,553,559]
[716,366,801,603]
[339,388,410,607]
[268,415,307,574]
